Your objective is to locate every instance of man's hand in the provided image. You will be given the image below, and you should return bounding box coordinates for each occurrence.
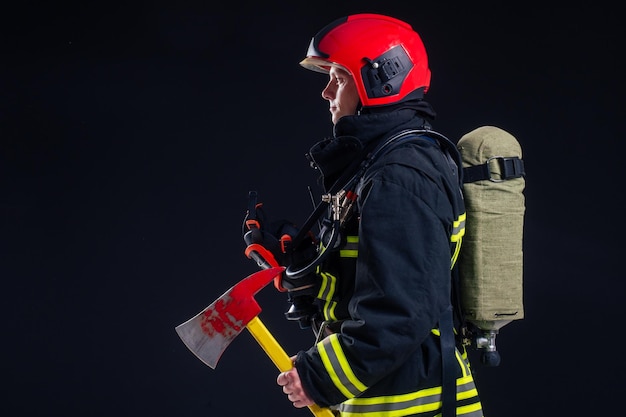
[277,359,315,409]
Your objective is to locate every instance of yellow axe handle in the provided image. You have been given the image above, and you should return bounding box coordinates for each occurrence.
[246,316,335,417]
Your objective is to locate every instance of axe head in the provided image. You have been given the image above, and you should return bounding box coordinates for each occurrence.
[175,267,284,369]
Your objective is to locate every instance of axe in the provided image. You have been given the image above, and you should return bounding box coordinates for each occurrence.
[175,267,334,417]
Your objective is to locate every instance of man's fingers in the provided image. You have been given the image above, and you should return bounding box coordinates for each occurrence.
[277,371,289,386]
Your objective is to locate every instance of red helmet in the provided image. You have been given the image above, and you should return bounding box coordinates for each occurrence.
[300,13,431,107]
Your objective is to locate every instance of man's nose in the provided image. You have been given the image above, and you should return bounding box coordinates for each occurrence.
[321,82,335,100]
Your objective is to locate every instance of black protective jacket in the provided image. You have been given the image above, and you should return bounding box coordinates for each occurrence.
[293,107,483,416]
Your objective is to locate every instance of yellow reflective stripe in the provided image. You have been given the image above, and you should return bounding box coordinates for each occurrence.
[450,212,466,242]
[456,349,471,378]
[339,375,481,417]
[456,374,479,399]
[318,272,338,321]
[340,235,359,258]
[450,236,462,269]
[318,272,335,300]
[321,298,337,321]
[450,213,465,269]
[457,401,484,416]
[326,301,337,321]
[341,385,441,416]
[317,334,368,398]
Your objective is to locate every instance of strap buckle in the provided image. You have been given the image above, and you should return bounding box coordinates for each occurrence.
[485,156,525,182]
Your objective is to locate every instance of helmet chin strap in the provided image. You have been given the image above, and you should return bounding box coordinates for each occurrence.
[356,100,363,115]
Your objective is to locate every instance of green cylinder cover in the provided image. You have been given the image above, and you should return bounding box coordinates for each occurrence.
[457,126,525,329]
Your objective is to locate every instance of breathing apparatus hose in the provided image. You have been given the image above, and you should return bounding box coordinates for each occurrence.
[285,219,340,279]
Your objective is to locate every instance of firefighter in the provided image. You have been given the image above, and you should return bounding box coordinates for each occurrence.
[271,14,484,416]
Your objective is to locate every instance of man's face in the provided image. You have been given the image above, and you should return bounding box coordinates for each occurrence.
[322,66,360,125]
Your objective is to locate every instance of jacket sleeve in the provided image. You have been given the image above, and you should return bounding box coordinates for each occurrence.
[295,158,455,406]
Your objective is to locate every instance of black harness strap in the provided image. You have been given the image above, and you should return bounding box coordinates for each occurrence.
[440,305,456,417]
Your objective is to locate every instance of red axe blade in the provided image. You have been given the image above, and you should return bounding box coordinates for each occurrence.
[175,267,284,369]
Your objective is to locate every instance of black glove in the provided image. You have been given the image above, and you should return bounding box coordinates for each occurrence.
[242,191,321,328]
[242,191,294,267]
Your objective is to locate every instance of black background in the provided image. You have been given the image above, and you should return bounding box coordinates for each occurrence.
[2,1,624,416]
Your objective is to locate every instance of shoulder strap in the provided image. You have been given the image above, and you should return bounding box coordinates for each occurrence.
[440,305,456,417]
[357,128,463,190]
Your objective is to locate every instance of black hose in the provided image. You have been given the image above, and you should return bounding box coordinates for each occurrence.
[285,220,340,279]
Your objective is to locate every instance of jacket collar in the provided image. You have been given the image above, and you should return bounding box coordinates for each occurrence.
[308,107,434,189]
